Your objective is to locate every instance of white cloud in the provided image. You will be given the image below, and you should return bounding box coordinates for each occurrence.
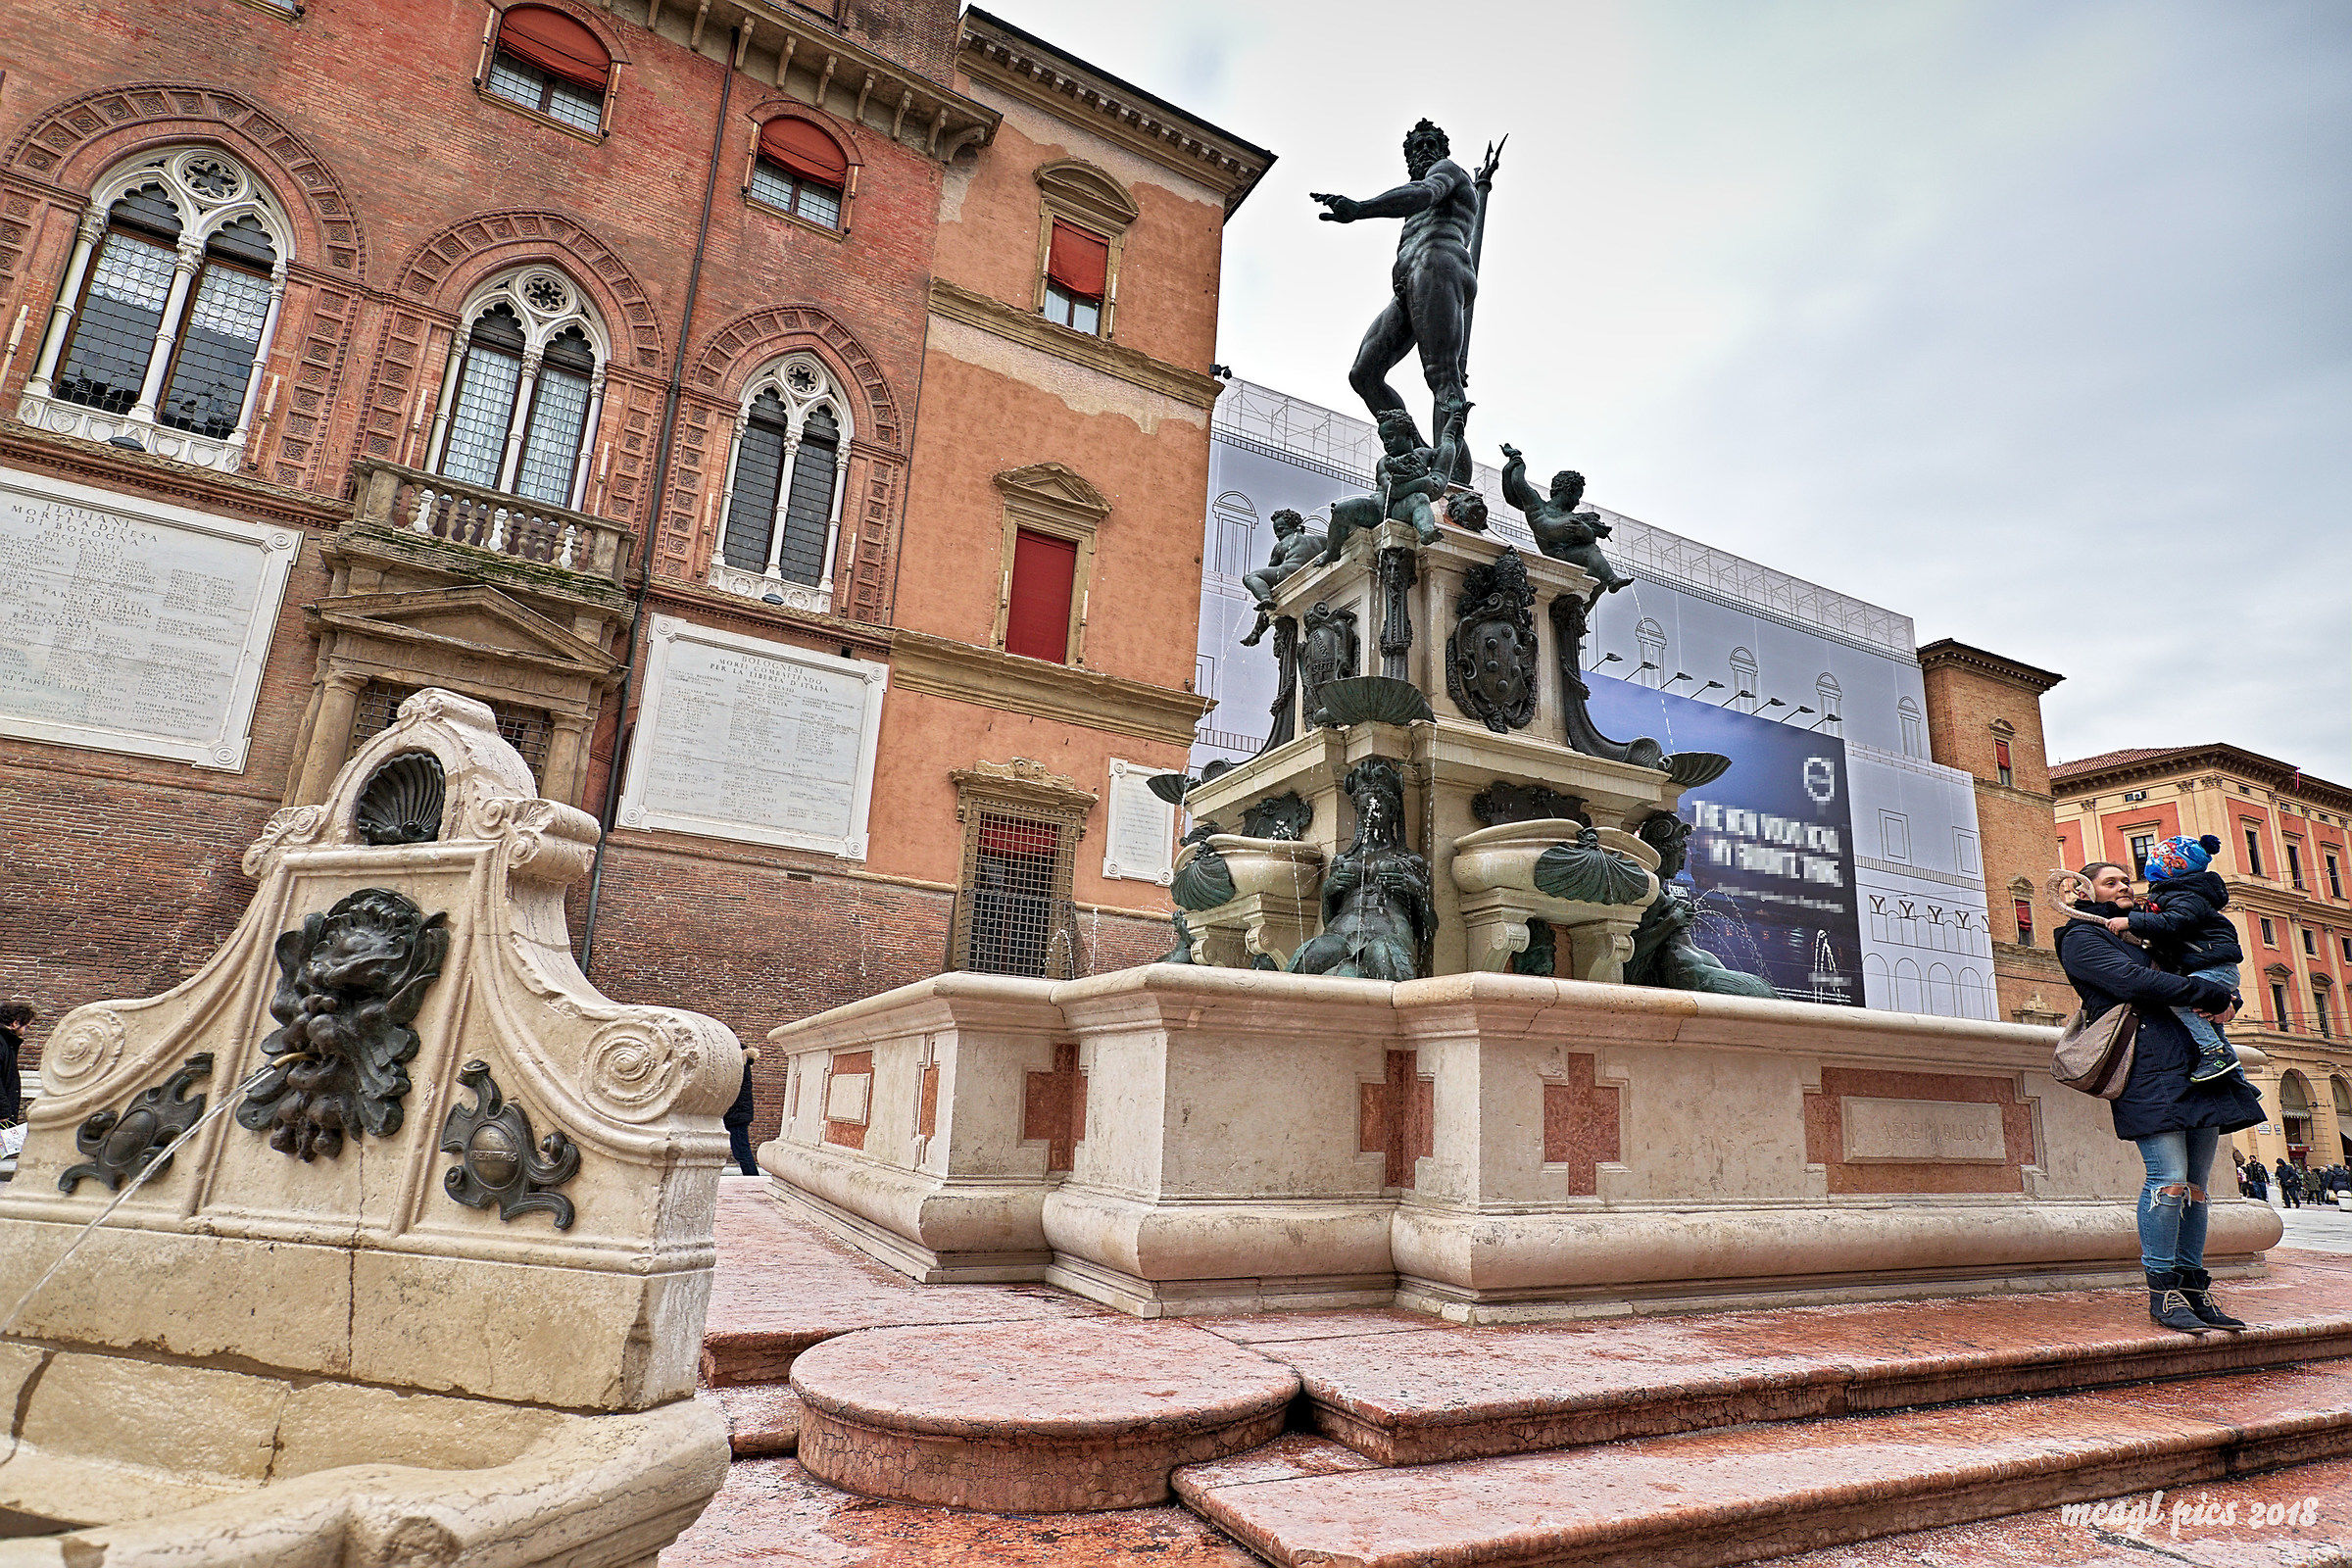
[984,0,2351,776]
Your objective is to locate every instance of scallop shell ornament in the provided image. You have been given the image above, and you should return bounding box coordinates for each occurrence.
[356,751,447,845]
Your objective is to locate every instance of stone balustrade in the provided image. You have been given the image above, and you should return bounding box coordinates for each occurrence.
[349,457,633,583]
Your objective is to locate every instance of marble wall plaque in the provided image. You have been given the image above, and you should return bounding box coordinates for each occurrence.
[1840,1096,2008,1164]
[1102,757,1175,884]
[617,616,887,858]
[0,466,300,771]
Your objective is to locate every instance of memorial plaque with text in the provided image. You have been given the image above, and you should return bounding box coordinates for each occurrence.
[617,617,887,858]
[0,467,299,770]
[1102,758,1175,884]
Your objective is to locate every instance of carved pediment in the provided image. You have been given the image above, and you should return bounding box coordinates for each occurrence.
[309,586,620,682]
[995,463,1111,526]
[1035,160,1140,231]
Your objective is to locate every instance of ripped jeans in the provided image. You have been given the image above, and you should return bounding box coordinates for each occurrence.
[2135,1125,2219,1274]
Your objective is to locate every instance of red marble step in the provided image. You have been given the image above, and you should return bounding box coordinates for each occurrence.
[665,1455,1266,1567]
[1201,1254,2352,1465]
[698,1384,802,1458]
[701,1182,1104,1387]
[1174,1361,2352,1568]
[1752,1449,2352,1566]
[790,1318,1302,1512]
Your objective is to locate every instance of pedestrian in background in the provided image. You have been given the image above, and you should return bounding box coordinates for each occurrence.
[2247,1159,2269,1203]
[0,999,29,1125]
[724,1046,760,1176]
[2278,1158,2302,1208]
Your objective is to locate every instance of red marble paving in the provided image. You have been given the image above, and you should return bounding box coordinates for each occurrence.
[1175,1367,2352,1568]
[1217,1257,2352,1463]
[666,1457,1266,1568]
[702,1183,1105,1385]
[791,1319,1300,1511]
[700,1383,804,1458]
[1760,1452,2352,1566]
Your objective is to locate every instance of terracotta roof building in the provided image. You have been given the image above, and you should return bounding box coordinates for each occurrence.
[2052,743,2352,1166]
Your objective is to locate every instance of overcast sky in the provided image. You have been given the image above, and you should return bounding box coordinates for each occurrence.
[988,0,2350,779]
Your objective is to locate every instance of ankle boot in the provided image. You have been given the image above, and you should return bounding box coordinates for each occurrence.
[2177,1267,2248,1330]
[2147,1271,2209,1333]
[2188,1042,2243,1084]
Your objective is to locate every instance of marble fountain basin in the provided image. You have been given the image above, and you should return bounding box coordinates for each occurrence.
[0,1351,727,1566]
[1449,816,1661,920]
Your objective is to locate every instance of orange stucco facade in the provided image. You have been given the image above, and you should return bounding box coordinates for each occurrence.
[2053,745,2352,1169]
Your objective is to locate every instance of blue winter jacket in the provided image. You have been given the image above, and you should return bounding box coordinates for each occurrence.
[2125,870,2245,971]
[2056,903,2262,1143]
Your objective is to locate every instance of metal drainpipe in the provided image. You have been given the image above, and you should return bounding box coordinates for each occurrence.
[578,26,738,978]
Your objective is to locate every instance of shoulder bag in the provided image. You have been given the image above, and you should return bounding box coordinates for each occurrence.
[2053,1002,2138,1099]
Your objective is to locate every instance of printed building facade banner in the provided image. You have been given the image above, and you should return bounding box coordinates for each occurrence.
[1587,676,1864,1005]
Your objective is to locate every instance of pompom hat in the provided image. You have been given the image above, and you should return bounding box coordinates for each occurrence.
[2144,834,2222,881]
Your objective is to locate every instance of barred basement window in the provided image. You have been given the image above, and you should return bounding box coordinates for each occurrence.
[349,683,551,784]
[960,813,1068,977]
[948,760,1095,981]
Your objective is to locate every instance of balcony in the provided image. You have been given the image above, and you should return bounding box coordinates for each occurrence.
[349,458,633,586]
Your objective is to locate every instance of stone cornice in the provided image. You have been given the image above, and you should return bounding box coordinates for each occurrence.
[2052,745,2352,811]
[0,421,338,531]
[949,757,1098,819]
[1917,638,2066,694]
[958,9,1274,215]
[927,279,1226,410]
[655,0,1000,164]
[892,628,1206,749]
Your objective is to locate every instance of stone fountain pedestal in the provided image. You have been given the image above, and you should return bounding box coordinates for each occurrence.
[0,691,740,1565]
[1180,519,1679,981]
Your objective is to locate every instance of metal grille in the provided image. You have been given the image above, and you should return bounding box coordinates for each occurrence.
[160,261,270,438]
[514,362,592,504]
[960,812,1068,978]
[350,683,550,785]
[55,230,177,413]
[440,343,521,486]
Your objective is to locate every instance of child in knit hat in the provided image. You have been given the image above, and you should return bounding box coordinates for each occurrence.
[2110,834,2243,1083]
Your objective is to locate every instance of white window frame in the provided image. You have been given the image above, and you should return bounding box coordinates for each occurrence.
[705,354,854,614]
[21,147,293,474]
[422,267,610,509]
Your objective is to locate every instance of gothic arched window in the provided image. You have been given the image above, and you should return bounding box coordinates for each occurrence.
[707,357,854,612]
[24,147,292,470]
[425,269,608,507]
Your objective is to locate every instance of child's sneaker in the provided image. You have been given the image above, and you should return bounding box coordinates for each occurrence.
[2188,1041,2244,1084]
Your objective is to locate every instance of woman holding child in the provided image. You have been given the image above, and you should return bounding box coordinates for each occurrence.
[2057,847,2264,1335]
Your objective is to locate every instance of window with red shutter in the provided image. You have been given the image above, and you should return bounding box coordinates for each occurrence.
[752,118,850,228]
[2013,899,2034,947]
[1993,738,2014,787]
[485,6,611,133]
[1004,529,1078,662]
[1042,220,1109,334]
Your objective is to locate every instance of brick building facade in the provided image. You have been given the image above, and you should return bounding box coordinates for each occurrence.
[1916,639,2072,1024]
[2053,745,2352,1169]
[0,0,1269,1142]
